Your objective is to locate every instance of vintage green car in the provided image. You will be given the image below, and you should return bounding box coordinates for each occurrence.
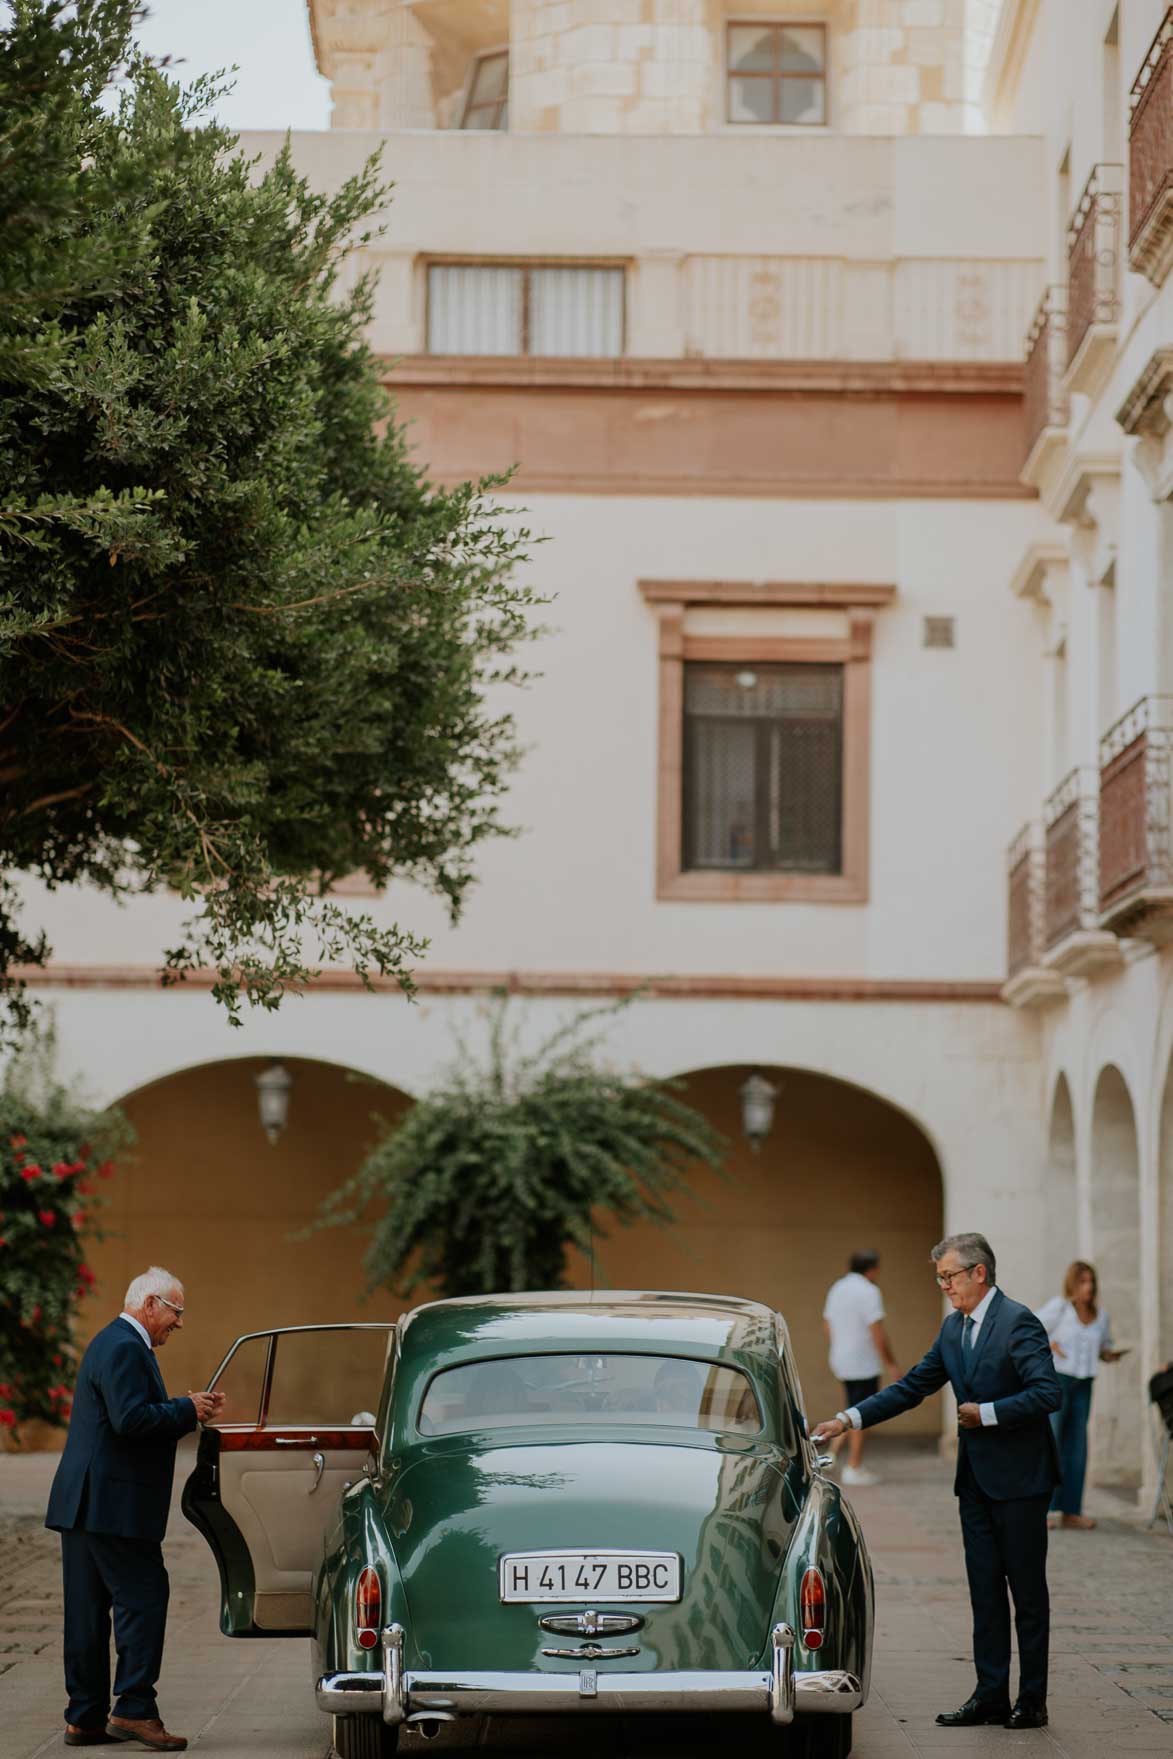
[183,1292,872,1758]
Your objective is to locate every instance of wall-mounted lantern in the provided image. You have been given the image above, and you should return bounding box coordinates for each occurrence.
[255,1062,292,1146]
[739,1071,778,1153]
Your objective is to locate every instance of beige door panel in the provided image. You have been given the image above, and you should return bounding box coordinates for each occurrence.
[217,1447,362,1595]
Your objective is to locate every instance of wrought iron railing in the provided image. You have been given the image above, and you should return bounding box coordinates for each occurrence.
[1130,9,1173,279]
[1007,822,1047,978]
[1066,163,1124,367]
[1098,696,1173,912]
[1022,285,1068,462]
[1044,768,1100,949]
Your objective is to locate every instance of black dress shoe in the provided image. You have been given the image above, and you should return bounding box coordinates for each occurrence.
[65,1731,116,1748]
[1005,1701,1048,1729]
[936,1696,1013,1726]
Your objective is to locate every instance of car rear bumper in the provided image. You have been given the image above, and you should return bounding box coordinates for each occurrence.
[316,1624,863,1724]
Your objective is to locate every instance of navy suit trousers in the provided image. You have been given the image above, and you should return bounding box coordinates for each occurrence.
[957,1453,1050,1707]
[61,1529,169,1727]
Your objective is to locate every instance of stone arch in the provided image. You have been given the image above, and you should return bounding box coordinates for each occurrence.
[568,1062,945,1437]
[1044,1073,1079,1295]
[86,1055,412,1398]
[1089,1062,1143,1487]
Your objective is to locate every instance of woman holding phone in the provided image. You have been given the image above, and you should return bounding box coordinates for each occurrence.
[1036,1260,1126,1529]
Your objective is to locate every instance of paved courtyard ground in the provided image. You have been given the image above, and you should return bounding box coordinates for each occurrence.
[1,1437,1170,1758]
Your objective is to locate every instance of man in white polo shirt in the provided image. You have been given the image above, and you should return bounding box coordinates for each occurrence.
[822,1248,898,1486]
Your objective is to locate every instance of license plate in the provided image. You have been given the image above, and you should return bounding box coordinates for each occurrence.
[499,1549,682,1603]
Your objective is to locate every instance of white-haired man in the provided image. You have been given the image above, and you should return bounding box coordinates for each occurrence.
[46,1268,224,1750]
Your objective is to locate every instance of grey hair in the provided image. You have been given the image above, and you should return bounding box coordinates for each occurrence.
[124,1267,183,1310]
[931,1233,996,1284]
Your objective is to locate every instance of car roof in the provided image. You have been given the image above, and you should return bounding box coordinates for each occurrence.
[398,1290,782,1372]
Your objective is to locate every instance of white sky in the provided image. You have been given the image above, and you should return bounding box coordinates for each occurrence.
[132,0,330,132]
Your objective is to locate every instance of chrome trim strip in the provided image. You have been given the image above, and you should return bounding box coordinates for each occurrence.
[540,1644,642,1660]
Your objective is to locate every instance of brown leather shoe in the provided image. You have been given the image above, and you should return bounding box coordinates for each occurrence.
[65,1730,115,1748]
[105,1718,187,1752]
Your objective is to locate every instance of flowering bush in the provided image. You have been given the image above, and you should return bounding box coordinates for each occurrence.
[0,1039,130,1435]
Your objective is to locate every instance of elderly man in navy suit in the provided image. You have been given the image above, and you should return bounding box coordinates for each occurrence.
[46,1267,224,1751]
[813,1232,1062,1733]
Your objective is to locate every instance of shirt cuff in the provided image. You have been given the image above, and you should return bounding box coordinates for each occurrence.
[979,1401,997,1427]
[839,1407,862,1430]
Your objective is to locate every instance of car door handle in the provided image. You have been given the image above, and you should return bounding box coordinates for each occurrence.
[274,1436,319,1445]
[308,1452,325,1495]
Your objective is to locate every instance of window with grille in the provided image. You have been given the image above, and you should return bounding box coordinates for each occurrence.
[461,52,509,130]
[426,263,625,357]
[682,662,843,874]
[726,22,827,126]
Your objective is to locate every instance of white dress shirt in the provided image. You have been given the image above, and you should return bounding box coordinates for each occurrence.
[1035,1296,1113,1380]
[118,1311,153,1350]
[840,1286,1001,1430]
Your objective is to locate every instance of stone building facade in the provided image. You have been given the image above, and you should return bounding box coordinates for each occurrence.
[14,0,1173,1500]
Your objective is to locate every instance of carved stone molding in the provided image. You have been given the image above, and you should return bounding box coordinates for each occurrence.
[1008,541,1069,605]
[1117,347,1173,501]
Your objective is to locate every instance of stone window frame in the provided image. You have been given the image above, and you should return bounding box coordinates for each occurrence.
[724,18,829,129]
[460,49,510,131]
[640,580,895,904]
[424,256,629,357]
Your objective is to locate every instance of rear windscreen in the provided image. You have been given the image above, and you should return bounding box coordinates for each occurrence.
[418,1353,761,1437]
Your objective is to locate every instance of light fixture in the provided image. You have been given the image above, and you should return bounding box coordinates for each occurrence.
[255,1062,292,1146]
[740,1071,778,1153]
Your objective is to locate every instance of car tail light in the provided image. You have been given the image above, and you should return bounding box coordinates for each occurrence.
[800,1567,826,1650]
[356,1567,381,1649]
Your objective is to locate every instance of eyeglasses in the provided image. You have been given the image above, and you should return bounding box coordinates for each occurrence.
[151,1294,185,1317]
[935,1265,977,1288]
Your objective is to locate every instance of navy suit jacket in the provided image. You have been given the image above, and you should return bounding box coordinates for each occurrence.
[46,1318,197,1542]
[854,1289,1062,1501]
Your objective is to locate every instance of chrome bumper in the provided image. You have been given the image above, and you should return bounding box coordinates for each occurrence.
[316,1624,863,1723]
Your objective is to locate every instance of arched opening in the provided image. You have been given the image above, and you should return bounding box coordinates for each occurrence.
[86,1057,412,1396]
[1044,1075,1078,1297]
[1159,1057,1173,1368]
[1089,1063,1142,1487]
[570,1064,945,1435]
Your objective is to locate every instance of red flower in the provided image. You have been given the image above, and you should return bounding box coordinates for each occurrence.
[78,1264,96,1285]
[76,1180,94,1195]
[31,1305,41,1322]
[0,1383,11,1398]
[97,1160,115,1180]
[9,1134,26,1149]
[52,1355,62,1367]
[20,1166,40,1183]
[0,1411,15,1428]
[0,1237,6,1249]
[52,1161,72,1180]
[37,1210,56,1228]
[78,1143,91,1159]
[13,1151,24,1165]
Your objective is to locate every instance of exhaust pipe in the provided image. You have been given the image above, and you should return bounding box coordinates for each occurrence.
[406,1710,456,1740]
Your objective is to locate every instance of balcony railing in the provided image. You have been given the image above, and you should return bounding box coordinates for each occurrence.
[1066,163,1124,374]
[1007,823,1047,978]
[1099,696,1173,930]
[1044,768,1100,950]
[1130,8,1173,285]
[1022,285,1068,468]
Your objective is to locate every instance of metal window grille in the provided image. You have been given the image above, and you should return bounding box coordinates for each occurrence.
[461,53,509,130]
[427,264,625,357]
[923,616,956,649]
[682,662,843,874]
[726,22,827,126]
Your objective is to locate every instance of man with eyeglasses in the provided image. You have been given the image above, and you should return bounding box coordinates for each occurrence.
[46,1266,225,1750]
[813,1232,1061,1733]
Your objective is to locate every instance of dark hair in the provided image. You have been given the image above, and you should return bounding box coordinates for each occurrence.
[850,1249,880,1275]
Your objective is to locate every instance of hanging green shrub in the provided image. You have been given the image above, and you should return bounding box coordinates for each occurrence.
[309,996,727,1298]
[0,1033,131,1436]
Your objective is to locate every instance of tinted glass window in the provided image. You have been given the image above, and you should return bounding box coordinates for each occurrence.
[418,1354,762,1437]
[208,1334,268,1427]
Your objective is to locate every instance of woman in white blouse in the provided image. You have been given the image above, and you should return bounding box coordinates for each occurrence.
[1037,1261,1126,1530]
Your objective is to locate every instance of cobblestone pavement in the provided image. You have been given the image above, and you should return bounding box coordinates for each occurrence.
[1,1438,1170,1758]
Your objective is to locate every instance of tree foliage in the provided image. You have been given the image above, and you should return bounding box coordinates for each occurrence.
[0,1030,130,1436]
[0,1,539,1038]
[311,997,728,1297]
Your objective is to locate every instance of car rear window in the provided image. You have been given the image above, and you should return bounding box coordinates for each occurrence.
[417,1353,762,1437]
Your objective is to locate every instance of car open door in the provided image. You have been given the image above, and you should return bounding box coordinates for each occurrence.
[182,1322,395,1637]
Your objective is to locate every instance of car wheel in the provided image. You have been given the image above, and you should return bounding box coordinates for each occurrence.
[332,1713,399,1758]
[784,1713,853,1758]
